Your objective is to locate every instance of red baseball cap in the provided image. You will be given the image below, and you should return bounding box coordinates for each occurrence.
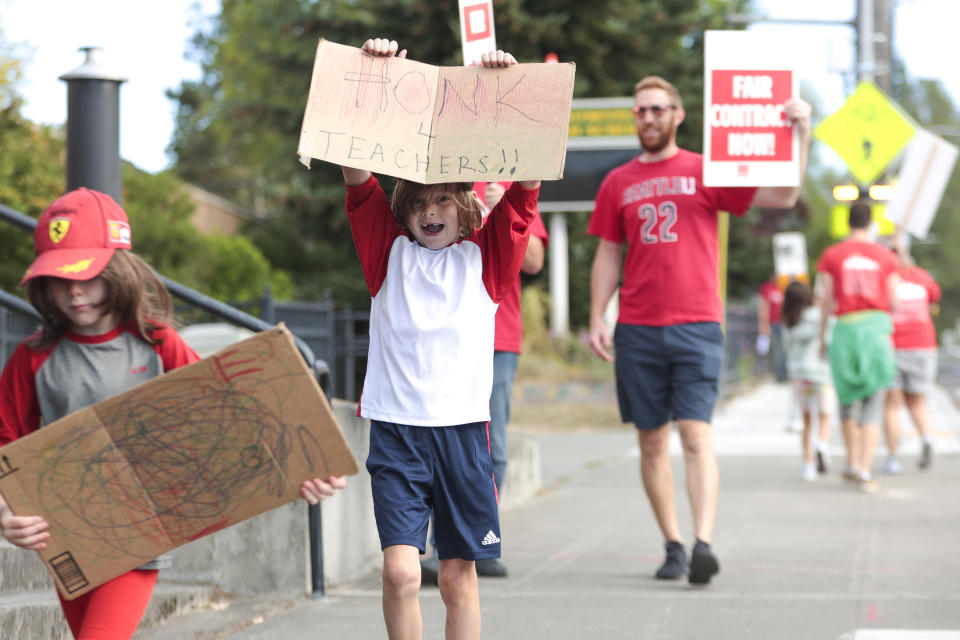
[20,188,132,286]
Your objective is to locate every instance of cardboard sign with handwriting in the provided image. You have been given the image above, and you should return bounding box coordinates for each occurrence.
[0,325,359,599]
[298,39,575,183]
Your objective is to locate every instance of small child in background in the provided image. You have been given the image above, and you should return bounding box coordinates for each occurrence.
[781,280,835,481]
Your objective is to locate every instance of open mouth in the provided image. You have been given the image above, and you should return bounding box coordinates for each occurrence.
[422,223,444,235]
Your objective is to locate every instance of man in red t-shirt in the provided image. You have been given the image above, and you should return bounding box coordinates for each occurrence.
[816,202,899,492]
[882,237,940,473]
[588,75,811,585]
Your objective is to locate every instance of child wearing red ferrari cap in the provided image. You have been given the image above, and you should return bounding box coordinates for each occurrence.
[0,188,343,639]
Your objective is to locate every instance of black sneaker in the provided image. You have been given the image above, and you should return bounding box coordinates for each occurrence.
[816,448,828,474]
[420,553,439,586]
[476,558,509,577]
[655,541,688,580]
[688,540,719,585]
[918,441,933,470]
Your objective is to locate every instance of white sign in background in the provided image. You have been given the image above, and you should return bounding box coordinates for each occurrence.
[885,127,959,239]
[458,0,497,67]
[772,231,808,279]
[703,30,801,187]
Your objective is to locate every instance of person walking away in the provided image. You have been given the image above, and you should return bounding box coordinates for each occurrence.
[816,202,899,493]
[758,276,803,431]
[0,188,343,639]
[587,75,811,584]
[882,235,940,473]
[334,38,539,639]
[781,280,835,481]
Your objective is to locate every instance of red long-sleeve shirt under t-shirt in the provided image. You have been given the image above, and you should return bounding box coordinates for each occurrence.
[345,176,538,426]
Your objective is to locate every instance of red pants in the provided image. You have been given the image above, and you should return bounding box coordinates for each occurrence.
[58,570,158,640]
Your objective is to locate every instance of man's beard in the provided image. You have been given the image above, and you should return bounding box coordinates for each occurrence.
[638,121,674,153]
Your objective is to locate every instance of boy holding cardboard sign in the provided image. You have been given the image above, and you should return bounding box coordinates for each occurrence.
[334,37,540,640]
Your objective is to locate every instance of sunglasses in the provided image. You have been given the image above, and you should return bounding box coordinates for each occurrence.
[631,104,676,117]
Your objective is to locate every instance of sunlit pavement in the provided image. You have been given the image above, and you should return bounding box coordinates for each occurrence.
[144,381,960,639]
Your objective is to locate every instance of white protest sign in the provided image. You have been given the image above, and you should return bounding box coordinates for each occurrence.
[773,232,808,281]
[297,39,574,184]
[703,30,800,187]
[459,0,496,66]
[885,127,959,238]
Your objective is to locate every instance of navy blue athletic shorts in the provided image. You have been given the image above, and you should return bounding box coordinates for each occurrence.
[613,322,724,430]
[366,420,501,560]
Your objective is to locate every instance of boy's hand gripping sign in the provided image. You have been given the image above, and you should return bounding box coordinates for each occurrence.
[297,39,575,183]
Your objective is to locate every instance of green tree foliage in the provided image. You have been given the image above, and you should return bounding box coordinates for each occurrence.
[0,99,65,290]
[168,0,753,311]
[122,167,294,301]
[0,37,288,307]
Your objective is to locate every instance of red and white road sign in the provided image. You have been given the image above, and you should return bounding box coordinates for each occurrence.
[458,0,496,66]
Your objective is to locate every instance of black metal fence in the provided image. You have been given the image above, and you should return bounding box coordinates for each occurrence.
[720,302,766,399]
[172,289,368,401]
[2,291,763,403]
[0,306,40,364]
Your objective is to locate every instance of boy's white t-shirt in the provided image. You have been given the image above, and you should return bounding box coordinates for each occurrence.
[345,177,538,427]
[364,236,496,425]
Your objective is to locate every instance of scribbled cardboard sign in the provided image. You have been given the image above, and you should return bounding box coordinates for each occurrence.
[297,39,575,183]
[0,325,359,599]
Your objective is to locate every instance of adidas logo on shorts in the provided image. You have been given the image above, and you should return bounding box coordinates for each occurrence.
[481,530,501,546]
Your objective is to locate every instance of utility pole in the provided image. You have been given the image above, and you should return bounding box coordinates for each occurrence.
[857,0,894,92]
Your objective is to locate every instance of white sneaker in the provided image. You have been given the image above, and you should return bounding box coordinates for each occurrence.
[882,456,902,475]
[801,462,817,482]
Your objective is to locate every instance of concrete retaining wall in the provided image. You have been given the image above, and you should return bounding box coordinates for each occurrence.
[0,398,542,634]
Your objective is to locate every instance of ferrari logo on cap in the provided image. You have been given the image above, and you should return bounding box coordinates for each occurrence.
[56,258,95,275]
[49,218,70,243]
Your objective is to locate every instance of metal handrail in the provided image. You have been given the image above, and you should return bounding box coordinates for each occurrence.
[0,289,41,322]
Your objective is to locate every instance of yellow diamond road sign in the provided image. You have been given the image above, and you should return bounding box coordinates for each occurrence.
[815,82,916,185]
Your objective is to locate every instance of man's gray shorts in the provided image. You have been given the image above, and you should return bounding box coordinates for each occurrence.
[893,349,937,395]
[839,388,885,426]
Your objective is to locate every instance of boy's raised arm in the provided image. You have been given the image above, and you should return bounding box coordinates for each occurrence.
[341,39,409,186]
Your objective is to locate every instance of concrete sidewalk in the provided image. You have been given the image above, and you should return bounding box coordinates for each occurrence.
[141,382,960,639]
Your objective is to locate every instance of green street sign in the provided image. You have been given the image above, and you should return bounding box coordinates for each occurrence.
[815,82,916,185]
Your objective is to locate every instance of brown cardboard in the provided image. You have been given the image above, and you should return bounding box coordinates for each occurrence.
[0,325,359,599]
[298,38,575,183]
